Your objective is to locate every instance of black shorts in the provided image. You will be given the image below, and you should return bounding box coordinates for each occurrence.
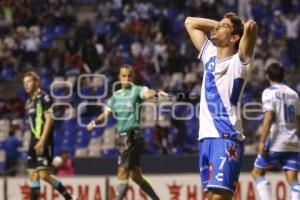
[27,138,53,171]
[116,130,144,169]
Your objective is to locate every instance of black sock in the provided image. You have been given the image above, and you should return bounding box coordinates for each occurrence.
[53,180,72,200]
[30,181,40,200]
[117,180,129,200]
[137,177,160,200]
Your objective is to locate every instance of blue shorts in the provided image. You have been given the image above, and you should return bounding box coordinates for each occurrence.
[199,138,244,193]
[254,152,300,171]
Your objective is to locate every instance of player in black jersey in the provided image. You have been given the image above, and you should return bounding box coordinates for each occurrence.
[23,71,75,200]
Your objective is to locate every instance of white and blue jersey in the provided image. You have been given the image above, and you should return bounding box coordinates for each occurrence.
[198,38,252,141]
[262,84,300,152]
[254,84,300,171]
[198,38,253,193]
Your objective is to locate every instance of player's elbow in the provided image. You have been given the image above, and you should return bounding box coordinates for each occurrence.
[245,20,258,33]
[184,17,193,28]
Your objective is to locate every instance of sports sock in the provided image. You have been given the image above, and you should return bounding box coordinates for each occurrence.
[255,176,271,200]
[116,179,129,200]
[52,180,73,200]
[30,180,40,200]
[136,176,160,200]
[290,182,300,200]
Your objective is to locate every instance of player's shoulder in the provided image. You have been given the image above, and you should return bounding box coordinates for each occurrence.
[38,90,52,102]
[230,53,252,66]
[262,86,277,98]
[284,85,299,99]
[198,39,216,61]
[134,84,145,90]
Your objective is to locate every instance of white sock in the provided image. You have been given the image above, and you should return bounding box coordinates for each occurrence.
[290,182,300,200]
[255,176,271,200]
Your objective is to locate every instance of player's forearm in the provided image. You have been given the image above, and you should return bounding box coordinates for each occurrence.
[95,110,111,124]
[259,118,272,143]
[239,20,258,62]
[185,17,218,33]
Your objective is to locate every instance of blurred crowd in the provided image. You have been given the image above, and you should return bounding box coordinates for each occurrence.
[0,0,299,168]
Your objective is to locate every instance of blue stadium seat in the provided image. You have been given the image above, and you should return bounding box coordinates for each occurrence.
[1,67,14,80]
[91,126,104,138]
[142,128,160,155]
[40,36,54,48]
[76,129,90,148]
[40,77,53,91]
[102,148,118,157]
[41,26,54,37]
[54,25,65,36]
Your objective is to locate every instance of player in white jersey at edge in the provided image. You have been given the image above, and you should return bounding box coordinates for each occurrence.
[185,12,257,200]
[251,62,300,200]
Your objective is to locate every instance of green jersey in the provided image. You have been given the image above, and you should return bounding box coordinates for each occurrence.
[107,85,145,133]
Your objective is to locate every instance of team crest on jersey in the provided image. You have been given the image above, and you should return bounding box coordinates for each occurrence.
[205,57,216,72]
[225,145,240,161]
[44,94,50,102]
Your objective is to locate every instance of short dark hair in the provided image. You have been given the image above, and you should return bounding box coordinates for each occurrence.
[120,64,132,70]
[266,62,284,82]
[23,71,40,81]
[223,12,244,50]
[119,64,133,73]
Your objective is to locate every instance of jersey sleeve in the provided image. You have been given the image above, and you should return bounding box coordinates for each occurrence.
[231,53,254,77]
[198,37,216,64]
[139,86,149,99]
[41,93,53,113]
[262,90,274,112]
[106,96,114,112]
[135,85,146,99]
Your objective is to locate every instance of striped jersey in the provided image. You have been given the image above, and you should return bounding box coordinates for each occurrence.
[198,38,253,141]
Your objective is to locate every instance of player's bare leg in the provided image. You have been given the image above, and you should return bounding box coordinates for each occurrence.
[38,169,74,200]
[207,189,232,200]
[284,170,300,200]
[28,170,40,200]
[117,167,130,200]
[251,166,271,200]
[130,167,160,200]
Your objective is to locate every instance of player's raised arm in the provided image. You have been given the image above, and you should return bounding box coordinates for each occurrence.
[87,109,112,131]
[184,17,218,51]
[239,20,258,63]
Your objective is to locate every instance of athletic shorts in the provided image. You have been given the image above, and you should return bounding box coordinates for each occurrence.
[199,138,244,193]
[254,151,300,171]
[27,138,53,171]
[116,129,144,169]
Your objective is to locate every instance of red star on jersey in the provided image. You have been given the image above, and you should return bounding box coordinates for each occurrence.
[226,146,237,160]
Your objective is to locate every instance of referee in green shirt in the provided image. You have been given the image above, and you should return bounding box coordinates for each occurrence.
[87,64,166,200]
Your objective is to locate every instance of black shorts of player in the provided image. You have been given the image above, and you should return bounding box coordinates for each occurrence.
[27,138,53,171]
[116,129,145,169]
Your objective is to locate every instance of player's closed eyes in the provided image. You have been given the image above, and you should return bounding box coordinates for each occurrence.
[221,24,232,30]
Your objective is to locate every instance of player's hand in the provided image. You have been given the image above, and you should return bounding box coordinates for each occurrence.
[87,121,96,132]
[34,141,45,155]
[258,142,267,157]
[157,91,169,98]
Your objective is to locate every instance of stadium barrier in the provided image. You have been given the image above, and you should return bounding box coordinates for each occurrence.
[0,173,297,200]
